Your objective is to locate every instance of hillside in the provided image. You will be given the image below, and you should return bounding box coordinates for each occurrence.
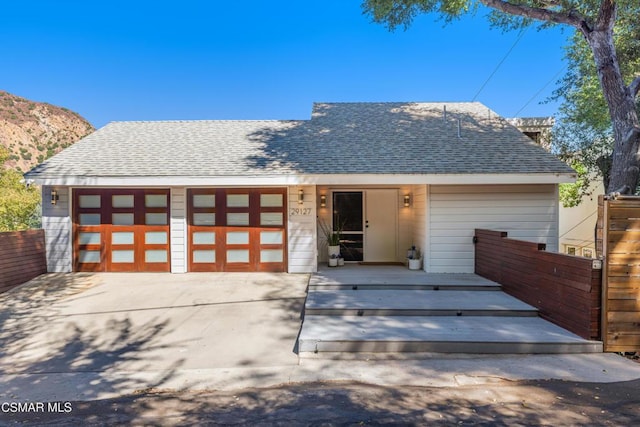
[0,91,94,172]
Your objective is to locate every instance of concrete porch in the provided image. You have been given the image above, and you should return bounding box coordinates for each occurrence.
[299,265,603,355]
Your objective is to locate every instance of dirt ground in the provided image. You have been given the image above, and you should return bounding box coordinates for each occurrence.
[1,378,639,426]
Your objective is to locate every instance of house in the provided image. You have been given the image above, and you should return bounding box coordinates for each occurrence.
[507,117,601,258]
[558,179,603,258]
[25,102,576,274]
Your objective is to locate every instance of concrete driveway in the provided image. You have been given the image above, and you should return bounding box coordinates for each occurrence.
[0,272,308,401]
[2,272,640,404]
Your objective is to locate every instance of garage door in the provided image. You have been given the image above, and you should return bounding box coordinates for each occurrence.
[188,188,287,272]
[73,189,170,272]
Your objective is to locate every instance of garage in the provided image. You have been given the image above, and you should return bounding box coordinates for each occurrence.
[73,189,170,272]
[188,188,287,272]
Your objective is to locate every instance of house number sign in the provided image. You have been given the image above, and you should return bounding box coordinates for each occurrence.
[289,208,312,216]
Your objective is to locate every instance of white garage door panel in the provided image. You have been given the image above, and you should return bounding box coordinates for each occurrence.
[429,184,558,273]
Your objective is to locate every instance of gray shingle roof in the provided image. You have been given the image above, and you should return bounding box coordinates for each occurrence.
[26,102,574,179]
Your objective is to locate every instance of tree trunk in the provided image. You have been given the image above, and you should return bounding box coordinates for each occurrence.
[584,28,640,194]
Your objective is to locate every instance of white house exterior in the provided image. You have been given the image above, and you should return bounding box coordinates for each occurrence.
[558,180,604,258]
[26,102,576,274]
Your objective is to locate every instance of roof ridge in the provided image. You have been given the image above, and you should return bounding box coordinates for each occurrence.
[312,101,485,105]
[107,119,304,124]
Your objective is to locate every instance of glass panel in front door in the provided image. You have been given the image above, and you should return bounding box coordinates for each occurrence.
[332,192,363,261]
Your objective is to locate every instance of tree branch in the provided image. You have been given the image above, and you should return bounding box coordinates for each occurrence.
[480,0,588,29]
[595,0,616,32]
[630,76,640,99]
[624,126,640,145]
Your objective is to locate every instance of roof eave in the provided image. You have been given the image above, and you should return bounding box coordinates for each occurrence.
[27,172,576,187]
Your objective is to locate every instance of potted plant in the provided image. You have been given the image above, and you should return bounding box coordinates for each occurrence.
[407,246,422,270]
[319,217,344,259]
[328,253,339,267]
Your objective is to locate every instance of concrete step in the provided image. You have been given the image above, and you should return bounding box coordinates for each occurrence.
[309,283,502,291]
[305,290,538,317]
[310,271,502,291]
[298,316,603,355]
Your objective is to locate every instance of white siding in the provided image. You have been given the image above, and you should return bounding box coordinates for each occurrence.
[429,184,559,273]
[42,186,72,272]
[288,185,317,273]
[170,187,187,273]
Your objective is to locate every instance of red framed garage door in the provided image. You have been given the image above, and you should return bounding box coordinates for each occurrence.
[73,189,170,272]
[188,188,287,272]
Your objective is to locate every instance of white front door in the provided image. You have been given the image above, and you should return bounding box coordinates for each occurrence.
[364,189,398,262]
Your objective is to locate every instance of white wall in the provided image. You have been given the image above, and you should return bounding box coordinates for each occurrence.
[410,185,428,270]
[288,185,317,273]
[41,185,72,272]
[429,184,559,273]
[170,187,187,273]
[558,180,603,257]
[397,185,413,264]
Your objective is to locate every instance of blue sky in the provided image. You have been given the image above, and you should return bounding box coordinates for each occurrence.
[1,1,570,128]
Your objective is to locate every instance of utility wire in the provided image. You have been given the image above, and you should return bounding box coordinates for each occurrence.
[512,66,566,117]
[558,209,597,239]
[471,28,528,102]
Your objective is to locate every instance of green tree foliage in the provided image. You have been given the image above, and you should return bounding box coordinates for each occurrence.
[0,147,41,231]
[551,6,640,191]
[559,160,591,208]
[363,1,640,194]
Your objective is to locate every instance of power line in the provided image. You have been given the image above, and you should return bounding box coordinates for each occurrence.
[512,66,566,117]
[471,28,528,102]
[559,208,597,239]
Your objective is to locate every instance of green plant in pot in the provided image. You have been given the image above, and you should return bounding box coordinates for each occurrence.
[407,246,422,270]
[319,217,345,259]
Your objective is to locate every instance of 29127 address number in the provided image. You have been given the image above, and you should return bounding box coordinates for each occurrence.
[289,208,312,216]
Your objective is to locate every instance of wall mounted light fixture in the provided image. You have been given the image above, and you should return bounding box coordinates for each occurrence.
[403,194,411,207]
[298,188,304,204]
[51,189,59,206]
[320,194,327,208]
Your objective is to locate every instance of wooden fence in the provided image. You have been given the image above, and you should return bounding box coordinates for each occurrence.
[599,195,640,352]
[475,229,602,340]
[0,229,47,293]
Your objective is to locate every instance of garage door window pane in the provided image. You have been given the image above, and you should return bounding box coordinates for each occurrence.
[79,214,101,225]
[227,231,249,245]
[227,249,249,263]
[146,250,167,263]
[260,212,283,226]
[79,250,100,263]
[113,213,134,225]
[193,250,215,263]
[261,249,283,263]
[260,194,283,207]
[193,213,215,226]
[112,195,134,208]
[193,232,215,245]
[112,250,134,263]
[78,232,101,245]
[112,232,134,245]
[145,231,168,244]
[260,231,283,244]
[193,194,215,208]
[146,194,167,208]
[227,213,249,226]
[227,194,249,207]
[145,213,167,225]
[79,195,101,208]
